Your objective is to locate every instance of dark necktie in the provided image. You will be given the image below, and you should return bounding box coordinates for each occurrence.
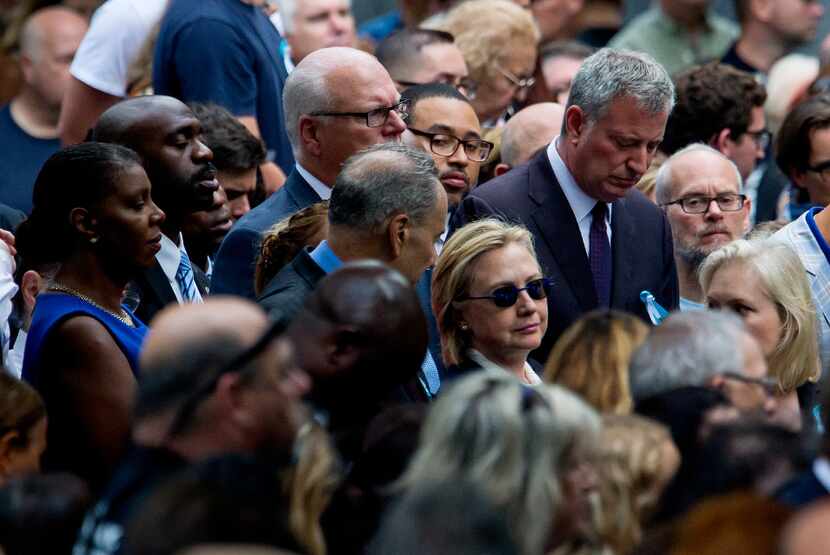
[589,202,612,307]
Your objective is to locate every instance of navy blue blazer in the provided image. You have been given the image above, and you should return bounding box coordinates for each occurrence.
[211,168,321,299]
[451,149,679,364]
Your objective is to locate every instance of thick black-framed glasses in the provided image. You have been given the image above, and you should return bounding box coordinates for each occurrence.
[166,318,285,438]
[457,278,553,308]
[495,63,535,90]
[661,194,747,214]
[310,99,410,128]
[395,77,478,100]
[407,127,494,162]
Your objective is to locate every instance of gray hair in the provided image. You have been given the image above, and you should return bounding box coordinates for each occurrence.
[654,143,743,205]
[282,57,333,154]
[629,310,746,401]
[277,0,352,34]
[398,371,600,555]
[329,143,440,232]
[565,48,675,133]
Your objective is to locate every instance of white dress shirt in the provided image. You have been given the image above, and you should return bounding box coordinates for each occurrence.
[157,233,203,304]
[295,163,332,200]
[547,137,612,255]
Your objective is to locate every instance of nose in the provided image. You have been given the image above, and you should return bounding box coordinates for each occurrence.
[330,12,351,34]
[449,142,469,167]
[763,394,780,417]
[151,201,166,226]
[516,288,537,313]
[514,86,529,104]
[193,138,213,162]
[233,196,251,220]
[383,109,407,138]
[705,199,725,220]
[626,146,649,176]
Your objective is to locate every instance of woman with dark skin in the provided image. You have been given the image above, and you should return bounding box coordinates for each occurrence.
[18,142,165,491]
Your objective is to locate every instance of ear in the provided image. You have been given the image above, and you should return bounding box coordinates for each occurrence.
[712,128,733,155]
[0,430,18,474]
[741,196,752,234]
[18,54,34,83]
[299,115,322,158]
[21,270,43,318]
[494,163,511,177]
[327,327,363,371]
[214,372,255,430]
[386,213,409,259]
[564,105,587,143]
[69,207,97,244]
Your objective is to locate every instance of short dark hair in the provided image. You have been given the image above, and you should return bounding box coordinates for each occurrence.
[539,40,594,64]
[188,103,266,173]
[400,82,472,127]
[776,94,830,178]
[15,142,143,266]
[376,28,456,78]
[661,63,767,155]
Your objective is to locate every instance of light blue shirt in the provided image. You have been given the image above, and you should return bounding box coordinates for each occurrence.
[308,240,342,274]
[679,297,705,311]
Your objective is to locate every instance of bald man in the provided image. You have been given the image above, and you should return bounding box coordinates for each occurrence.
[74,298,309,555]
[494,102,564,176]
[0,7,86,213]
[212,46,407,298]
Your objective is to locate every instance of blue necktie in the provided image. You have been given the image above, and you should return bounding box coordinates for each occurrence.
[175,250,199,303]
[589,202,612,307]
[421,351,441,397]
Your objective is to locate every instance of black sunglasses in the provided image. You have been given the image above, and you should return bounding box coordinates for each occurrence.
[458,278,553,308]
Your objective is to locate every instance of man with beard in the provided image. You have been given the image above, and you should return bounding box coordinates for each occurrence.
[401,83,488,252]
[655,144,750,310]
[92,96,220,323]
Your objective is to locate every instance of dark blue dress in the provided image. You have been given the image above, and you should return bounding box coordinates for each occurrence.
[22,292,146,384]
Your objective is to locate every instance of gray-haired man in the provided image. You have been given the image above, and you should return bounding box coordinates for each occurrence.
[451,48,679,363]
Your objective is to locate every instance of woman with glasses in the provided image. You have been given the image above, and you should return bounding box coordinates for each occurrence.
[432,218,550,384]
[700,238,821,430]
[17,142,165,491]
[431,0,539,126]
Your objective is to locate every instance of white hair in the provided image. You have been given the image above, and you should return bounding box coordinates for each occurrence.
[654,143,743,205]
[277,0,352,35]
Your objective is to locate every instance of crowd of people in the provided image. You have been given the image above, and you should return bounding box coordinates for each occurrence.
[2,0,830,553]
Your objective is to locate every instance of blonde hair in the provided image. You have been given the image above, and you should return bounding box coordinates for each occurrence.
[398,372,600,555]
[432,0,540,86]
[699,239,820,392]
[432,218,539,366]
[254,201,329,296]
[281,422,341,555]
[594,414,677,555]
[543,310,649,414]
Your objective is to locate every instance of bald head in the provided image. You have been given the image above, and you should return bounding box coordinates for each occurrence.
[93,95,191,147]
[780,500,830,555]
[289,261,427,409]
[500,102,565,169]
[141,297,268,370]
[18,6,87,110]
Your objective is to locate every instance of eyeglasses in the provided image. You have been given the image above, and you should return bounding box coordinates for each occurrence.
[166,318,286,438]
[395,77,478,100]
[457,277,553,308]
[495,63,535,90]
[407,127,494,162]
[661,194,747,214]
[721,371,781,397]
[806,159,830,180]
[310,98,410,128]
[744,129,771,151]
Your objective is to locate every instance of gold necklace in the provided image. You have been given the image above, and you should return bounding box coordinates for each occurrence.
[48,283,136,328]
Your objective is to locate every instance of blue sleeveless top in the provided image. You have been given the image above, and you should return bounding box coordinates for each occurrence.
[22,292,148,386]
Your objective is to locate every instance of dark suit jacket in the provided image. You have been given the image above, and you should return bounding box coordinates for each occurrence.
[776,467,830,507]
[257,247,326,326]
[131,261,209,326]
[211,168,321,299]
[451,149,679,364]
[415,268,446,379]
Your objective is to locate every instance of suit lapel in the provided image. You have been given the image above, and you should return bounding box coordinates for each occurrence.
[610,196,634,306]
[284,169,324,210]
[526,152,597,310]
[143,262,178,308]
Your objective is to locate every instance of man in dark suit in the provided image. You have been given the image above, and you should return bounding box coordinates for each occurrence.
[211,46,408,299]
[452,48,679,363]
[93,96,218,324]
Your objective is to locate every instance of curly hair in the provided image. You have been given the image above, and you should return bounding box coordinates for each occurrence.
[254,201,329,296]
[661,62,767,156]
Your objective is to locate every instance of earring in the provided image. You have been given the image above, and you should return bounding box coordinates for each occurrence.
[459,322,469,330]
[90,237,99,244]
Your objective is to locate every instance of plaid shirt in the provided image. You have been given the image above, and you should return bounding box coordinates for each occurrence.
[775,212,830,379]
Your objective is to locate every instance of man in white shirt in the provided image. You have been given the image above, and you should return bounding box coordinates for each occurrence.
[92,95,220,323]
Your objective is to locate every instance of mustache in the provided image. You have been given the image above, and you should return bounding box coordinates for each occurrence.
[192,162,218,184]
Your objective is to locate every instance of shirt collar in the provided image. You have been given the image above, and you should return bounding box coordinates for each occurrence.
[309,239,342,274]
[295,163,332,201]
[547,137,610,224]
[157,233,184,282]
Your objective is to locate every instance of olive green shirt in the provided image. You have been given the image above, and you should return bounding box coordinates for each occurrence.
[609,7,739,76]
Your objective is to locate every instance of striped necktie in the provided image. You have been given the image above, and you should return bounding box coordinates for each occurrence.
[175,250,200,303]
